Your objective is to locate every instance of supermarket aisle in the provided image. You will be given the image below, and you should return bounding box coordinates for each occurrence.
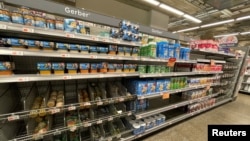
[142,93,250,141]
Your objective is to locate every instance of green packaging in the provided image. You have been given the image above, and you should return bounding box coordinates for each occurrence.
[165,67,170,73]
[155,65,161,73]
[148,42,156,58]
[138,65,146,73]
[147,65,155,73]
[160,66,166,73]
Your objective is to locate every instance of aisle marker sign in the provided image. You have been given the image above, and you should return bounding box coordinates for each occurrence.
[167,58,176,67]
[162,92,170,99]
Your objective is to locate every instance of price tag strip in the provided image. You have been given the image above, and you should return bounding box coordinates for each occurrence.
[50,108,60,114]
[68,106,76,111]
[7,115,20,121]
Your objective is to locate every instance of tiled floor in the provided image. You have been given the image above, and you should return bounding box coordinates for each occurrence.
[142,93,250,141]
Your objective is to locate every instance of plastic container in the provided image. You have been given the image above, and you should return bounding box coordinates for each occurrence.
[138,65,146,73]
[148,42,157,58]
[46,18,55,29]
[40,41,54,50]
[55,43,69,52]
[11,11,24,24]
[6,38,24,48]
[34,15,46,28]
[108,63,116,72]
[66,63,78,74]
[55,19,64,30]
[132,122,140,135]
[69,44,80,53]
[64,19,77,32]
[139,121,146,133]
[52,62,65,75]
[0,62,14,75]
[23,13,35,26]
[37,62,51,75]
[149,117,156,127]
[0,8,10,22]
[155,65,161,73]
[147,65,155,73]
[24,39,40,50]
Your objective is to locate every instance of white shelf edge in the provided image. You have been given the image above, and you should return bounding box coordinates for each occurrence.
[0,21,141,46]
[0,73,139,83]
[191,49,236,57]
[135,91,221,119]
[239,90,250,93]
[139,71,223,78]
[197,59,226,64]
[122,98,232,141]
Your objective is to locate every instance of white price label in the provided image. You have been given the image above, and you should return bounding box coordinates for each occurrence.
[108,117,113,121]
[65,33,75,38]
[61,54,70,58]
[83,122,91,127]
[97,101,103,106]
[7,115,20,121]
[107,137,112,141]
[121,74,127,77]
[96,120,102,124]
[84,102,91,106]
[0,24,7,29]
[117,134,121,138]
[18,77,29,82]
[139,96,145,99]
[11,51,23,56]
[90,55,97,59]
[108,56,114,59]
[63,75,72,80]
[22,27,34,33]
[69,126,77,132]
[68,106,76,111]
[127,111,132,116]
[50,108,60,114]
[119,98,124,102]
[92,36,99,41]
[99,74,104,78]
[102,38,108,42]
[54,130,61,135]
[113,39,121,44]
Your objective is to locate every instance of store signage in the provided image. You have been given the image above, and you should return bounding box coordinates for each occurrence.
[151,29,163,35]
[65,7,90,18]
[218,35,238,47]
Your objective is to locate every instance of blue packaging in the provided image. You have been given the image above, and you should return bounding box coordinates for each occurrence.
[0,62,12,70]
[156,79,165,92]
[91,63,98,70]
[66,63,78,70]
[184,48,190,60]
[64,19,77,32]
[0,9,10,22]
[79,45,89,52]
[132,47,139,55]
[147,80,156,94]
[52,63,65,70]
[46,19,55,29]
[135,99,148,111]
[98,47,108,53]
[40,41,54,49]
[79,63,90,70]
[37,62,51,70]
[165,79,170,90]
[174,43,181,59]
[168,43,175,58]
[97,62,108,69]
[124,47,132,55]
[55,20,64,30]
[120,20,131,30]
[135,81,148,95]
[116,64,123,70]
[110,28,120,38]
[131,24,139,34]
[56,43,69,50]
[89,46,98,53]
[34,16,46,28]
[11,11,24,24]
[109,45,117,52]
[69,44,80,51]
[157,42,168,59]
[6,38,24,46]
[24,40,39,47]
[76,20,85,34]
[124,64,130,70]
[23,14,35,26]
[121,30,132,41]
[108,64,116,70]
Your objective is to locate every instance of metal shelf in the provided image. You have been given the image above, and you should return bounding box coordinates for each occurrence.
[10,111,133,141]
[191,50,236,57]
[0,95,136,123]
[239,90,250,93]
[0,73,139,83]
[197,59,226,64]
[121,97,232,141]
[0,47,141,61]
[137,83,221,100]
[135,91,221,119]
[0,21,141,46]
[241,82,250,84]
[139,71,223,78]
[140,57,197,63]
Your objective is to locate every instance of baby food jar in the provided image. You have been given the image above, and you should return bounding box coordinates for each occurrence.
[11,11,24,24]
[34,15,46,28]
[0,8,10,22]
[23,13,35,26]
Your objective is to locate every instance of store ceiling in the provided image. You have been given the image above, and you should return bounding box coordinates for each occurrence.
[115,0,250,46]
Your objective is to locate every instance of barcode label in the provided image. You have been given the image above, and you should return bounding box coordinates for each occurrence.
[22,27,34,33]
[68,106,76,111]
[65,33,75,38]
[7,115,20,121]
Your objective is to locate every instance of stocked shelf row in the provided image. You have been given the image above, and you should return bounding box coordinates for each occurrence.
[0,72,223,83]
[0,21,141,47]
[135,91,221,119]
[122,97,232,141]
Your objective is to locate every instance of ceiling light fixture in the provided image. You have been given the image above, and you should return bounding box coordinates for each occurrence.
[183,14,202,23]
[213,33,239,38]
[143,0,160,6]
[240,31,250,35]
[201,19,234,28]
[177,26,200,32]
[236,15,250,21]
[159,3,184,16]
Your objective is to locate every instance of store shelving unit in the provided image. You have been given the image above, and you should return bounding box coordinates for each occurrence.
[0,1,244,141]
[239,52,250,94]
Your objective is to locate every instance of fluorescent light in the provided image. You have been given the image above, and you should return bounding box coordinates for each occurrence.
[177,26,200,32]
[143,0,160,6]
[240,31,250,35]
[159,4,184,16]
[201,19,234,28]
[214,33,239,38]
[183,14,202,23]
[236,15,250,21]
